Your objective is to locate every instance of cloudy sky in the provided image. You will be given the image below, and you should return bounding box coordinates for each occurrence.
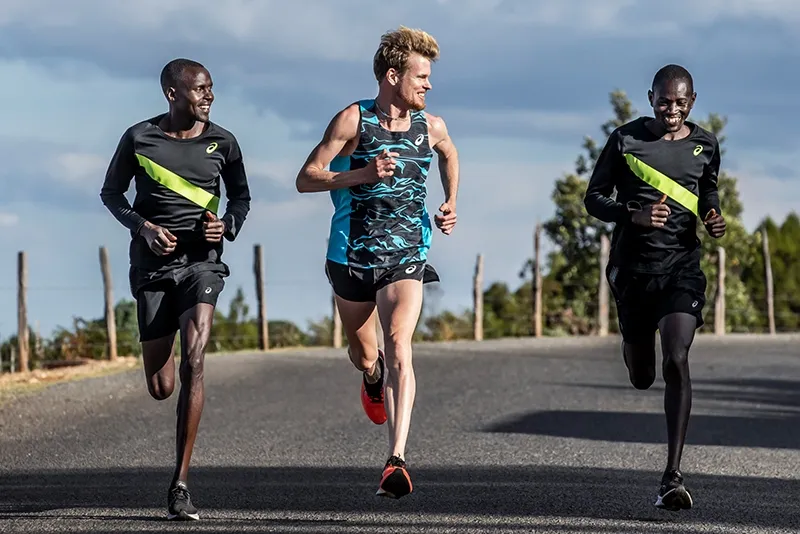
[1,0,798,338]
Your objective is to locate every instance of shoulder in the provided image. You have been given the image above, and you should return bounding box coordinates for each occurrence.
[423,111,449,140]
[205,122,244,160]
[614,116,648,138]
[339,101,365,124]
[208,121,240,146]
[124,115,161,141]
[690,121,719,146]
[323,102,364,140]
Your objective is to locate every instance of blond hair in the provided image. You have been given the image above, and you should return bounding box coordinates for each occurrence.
[373,26,440,82]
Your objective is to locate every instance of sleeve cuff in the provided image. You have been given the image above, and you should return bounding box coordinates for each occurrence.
[222,214,237,241]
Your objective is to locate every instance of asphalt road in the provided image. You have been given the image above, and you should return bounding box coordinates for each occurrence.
[1,334,799,533]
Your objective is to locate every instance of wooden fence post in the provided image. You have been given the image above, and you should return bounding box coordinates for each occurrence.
[17,251,29,372]
[598,234,610,336]
[533,223,543,337]
[332,292,342,348]
[254,244,269,350]
[473,254,484,341]
[762,228,776,335]
[714,247,726,335]
[99,246,118,360]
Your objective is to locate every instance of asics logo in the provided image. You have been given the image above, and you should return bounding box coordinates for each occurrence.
[405,265,417,274]
[414,134,425,146]
[206,142,219,154]
[693,145,703,156]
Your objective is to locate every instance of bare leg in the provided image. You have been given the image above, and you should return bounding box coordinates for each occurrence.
[334,296,380,374]
[141,334,177,401]
[376,279,423,460]
[658,312,696,474]
[173,303,215,485]
[653,312,697,511]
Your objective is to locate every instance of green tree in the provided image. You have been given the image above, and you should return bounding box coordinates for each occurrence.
[306,315,335,347]
[268,320,309,348]
[744,213,800,331]
[210,287,259,351]
[541,90,634,334]
[694,115,761,332]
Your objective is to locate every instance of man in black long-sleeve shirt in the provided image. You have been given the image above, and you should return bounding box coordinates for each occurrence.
[584,64,725,512]
[100,58,251,521]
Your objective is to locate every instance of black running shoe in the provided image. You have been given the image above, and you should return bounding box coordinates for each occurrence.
[168,481,199,520]
[376,455,413,499]
[654,469,693,511]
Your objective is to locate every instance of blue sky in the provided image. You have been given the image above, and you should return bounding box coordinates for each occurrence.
[1,0,799,338]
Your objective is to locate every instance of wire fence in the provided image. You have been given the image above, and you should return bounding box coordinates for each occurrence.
[1,226,797,374]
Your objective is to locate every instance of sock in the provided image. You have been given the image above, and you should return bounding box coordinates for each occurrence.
[364,359,382,384]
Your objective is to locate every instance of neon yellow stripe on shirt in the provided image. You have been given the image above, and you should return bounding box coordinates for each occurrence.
[624,153,698,216]
[136,154,219,213]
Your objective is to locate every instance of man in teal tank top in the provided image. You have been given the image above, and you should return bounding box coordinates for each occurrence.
[296,26,460,499]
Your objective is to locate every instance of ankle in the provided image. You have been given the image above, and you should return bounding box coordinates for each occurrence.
[364,361,381,384]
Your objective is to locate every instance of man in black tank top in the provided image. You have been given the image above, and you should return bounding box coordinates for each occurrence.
[585,64,726,512]
[296,26,460,499]
[100,59,251,520]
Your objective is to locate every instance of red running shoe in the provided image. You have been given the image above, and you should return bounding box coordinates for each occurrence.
[361,350,387,425]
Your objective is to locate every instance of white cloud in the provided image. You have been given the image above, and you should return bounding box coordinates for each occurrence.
[0,212,19,227]
[441,107,605,139]
[0,59,162,148]
[0,0,377,62]
[49,152,107,191]
[728,157,800,230]
[0,0,798,341]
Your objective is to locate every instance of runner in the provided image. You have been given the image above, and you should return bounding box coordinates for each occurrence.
[584,64,726,511]
[296,26,459,498]
[100,58,251,520]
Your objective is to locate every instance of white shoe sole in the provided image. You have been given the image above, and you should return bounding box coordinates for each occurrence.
[655,486,693,511]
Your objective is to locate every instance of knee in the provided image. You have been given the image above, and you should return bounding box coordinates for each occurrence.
[348,345,378,372]
[623,344,655,390]
[180,341,207,381]
[663,350,690,383]
[148,378,174,401]
[631,372,656,390]
[384,338,413,374]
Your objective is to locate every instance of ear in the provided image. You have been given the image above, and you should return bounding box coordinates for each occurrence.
[166,87,176,103]
[647,89,654,106]
[386,68,400,87]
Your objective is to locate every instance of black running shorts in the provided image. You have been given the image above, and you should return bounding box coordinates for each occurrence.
[130,263,229,342]
[325,260,440,303]
[606,258,707,345]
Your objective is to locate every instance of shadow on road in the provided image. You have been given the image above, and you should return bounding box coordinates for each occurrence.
[488,378,800,449]
[0,465,798,531]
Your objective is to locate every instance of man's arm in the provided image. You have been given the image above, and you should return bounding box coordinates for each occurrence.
[583,132,631,224]
[699,137,722,220]
[99,128,147,234]
[218,138,252,241]
[429,114,459,205]
[296,104,391,193]
[699,137,725,237]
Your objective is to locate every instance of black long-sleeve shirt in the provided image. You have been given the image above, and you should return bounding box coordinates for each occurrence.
[100,115,251,272]
[584,117,721,274]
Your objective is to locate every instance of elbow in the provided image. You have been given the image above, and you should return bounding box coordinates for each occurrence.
[296,172,317,193]
[99,190,114,207]
[583,194,596,217]
[295,173,310,193]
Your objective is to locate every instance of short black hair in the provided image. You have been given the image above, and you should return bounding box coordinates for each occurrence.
[651,64,694,94]
[160,58,206,93]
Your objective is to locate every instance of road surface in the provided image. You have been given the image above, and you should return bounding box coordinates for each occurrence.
[1,334,799,533]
